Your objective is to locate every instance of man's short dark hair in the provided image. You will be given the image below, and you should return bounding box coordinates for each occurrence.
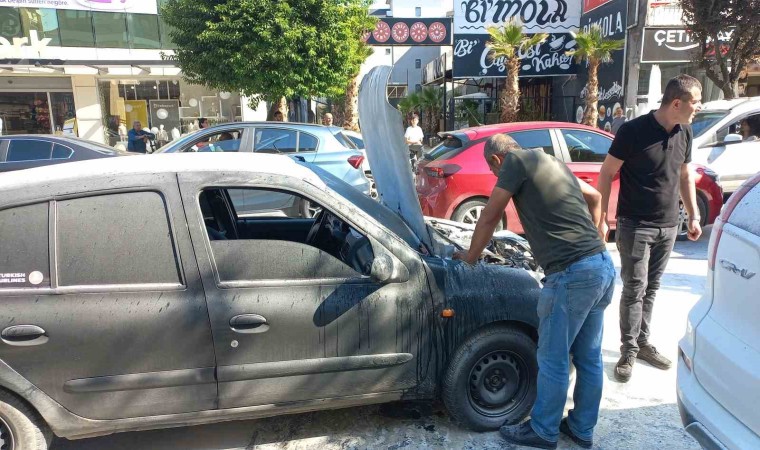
[484,134,522,159]
[411,112,419,120]
[661,74,702,105]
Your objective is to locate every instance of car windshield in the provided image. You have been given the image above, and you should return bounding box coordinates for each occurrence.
[425,136,467,161]
[691,111,728,137]
[298,161,422,250]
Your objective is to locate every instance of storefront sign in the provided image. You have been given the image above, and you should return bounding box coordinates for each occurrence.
[582,0,612,13]
[363,18,451,46]
[453,33,577,78]
[0,31,52,59]
[0,0,158,14]
[641,27,734,63]
[574,0,626,129]
[149,100,180,144]
[454,0,582,34]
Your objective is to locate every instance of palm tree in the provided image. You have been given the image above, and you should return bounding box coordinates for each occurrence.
[487,19,547,123]
[567,24,625,127]
[397,91,421,124]
[419,86,443,136]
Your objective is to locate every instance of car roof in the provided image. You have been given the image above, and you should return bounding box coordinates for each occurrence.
[448,121,613,141]
[205,121,335,131]
[700,96,760,112]
[0,153,325,192]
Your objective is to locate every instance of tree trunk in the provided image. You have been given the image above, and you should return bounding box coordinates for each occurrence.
[268,97,288,121]
[582,60,600,127]
[500,58,521,123]
[342,76,360,131]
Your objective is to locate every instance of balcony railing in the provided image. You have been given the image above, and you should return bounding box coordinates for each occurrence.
[647,3,684,26]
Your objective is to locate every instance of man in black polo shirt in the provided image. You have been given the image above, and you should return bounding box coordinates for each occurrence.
[597,75,703,383]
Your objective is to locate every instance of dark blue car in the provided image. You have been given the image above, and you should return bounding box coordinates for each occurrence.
[0,135,131,173]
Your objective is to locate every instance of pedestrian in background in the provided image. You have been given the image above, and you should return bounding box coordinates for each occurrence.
[273,111,284,122]
[456,134,614,450]
[405,113,424,165]
[610,107,627,135]
[597,74,702,383]
[127,121,155,153]
[199,117,210,129]
[322,113,334,126]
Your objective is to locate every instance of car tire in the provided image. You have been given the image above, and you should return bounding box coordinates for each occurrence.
[0,390,53,450]
[676,195,707,241]
[452,200,504,232]
[442,324,537,431]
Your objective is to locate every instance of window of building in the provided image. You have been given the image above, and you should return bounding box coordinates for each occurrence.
[415,59,421,69]
[385,48,391,55]
[56,192,182,286]
[0,92,52,134]
[6,139,52,162]
[0,203,50,289]
[202,188,371,282]
[19,8,61,46]
[506,130,555,157]
[128,14,161,49]
[415,7,422,17]
[0,8,23,42]
[560,129,612,163]
[92,11,128,48]
[57,10,95,47]
[415,84,422,93]
[158,16,175,48]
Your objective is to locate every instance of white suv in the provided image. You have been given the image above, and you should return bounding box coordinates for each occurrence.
[690,97,760,195]
[678,172,760,449]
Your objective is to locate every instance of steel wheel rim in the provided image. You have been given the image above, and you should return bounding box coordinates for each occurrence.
[677,202,688,236]
[463,206,484,225]
[0,415,14,450]
[467,350,530,418]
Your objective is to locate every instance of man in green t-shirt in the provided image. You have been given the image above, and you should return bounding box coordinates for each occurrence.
[456,134,615,449]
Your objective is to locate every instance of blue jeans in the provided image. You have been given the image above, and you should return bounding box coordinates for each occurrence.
[530,252,616,442]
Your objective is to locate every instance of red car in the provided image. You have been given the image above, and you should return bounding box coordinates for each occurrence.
[417,122,723,239]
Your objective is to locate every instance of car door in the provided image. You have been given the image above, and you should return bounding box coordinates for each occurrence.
[703,140,760,193]
[178,171,433,409]
[555,128,619,227]
[0,175,217,420]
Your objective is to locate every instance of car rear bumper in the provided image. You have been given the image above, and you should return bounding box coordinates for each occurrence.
[677,357,760,450]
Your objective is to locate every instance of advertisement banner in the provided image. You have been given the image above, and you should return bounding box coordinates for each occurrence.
[453,33,577,78]
[363,18,451,46]
[149,100,180,144]
[574,0,627,129]
[453,0,583,34]
[641,27,734,63]
[0,0,158,15]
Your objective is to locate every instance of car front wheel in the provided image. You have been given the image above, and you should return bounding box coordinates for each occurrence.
[676,196,707,241]
[0,390,52,450]
[452,200,504,232]
[442,324,537,431]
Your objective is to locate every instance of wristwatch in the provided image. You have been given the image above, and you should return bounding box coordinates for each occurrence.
[690,216,701,222]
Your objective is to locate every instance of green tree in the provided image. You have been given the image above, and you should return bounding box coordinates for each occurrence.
[162,0,376,109]
[397,91,421,122]
[682,0,760,99]
[486,19,547,123]
[566,24,625,126]
[419,86,443,137]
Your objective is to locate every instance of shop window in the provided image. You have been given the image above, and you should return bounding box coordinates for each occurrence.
[0,92,51,134]
[0,8,23,42]
[128,14,161,49]
[57,10,94,47]
[56,192,182,286]
[0,203,50,290]
[49,93,76,134]
[20,9,61,46]
[7,139,52,162]
[93,12,127,48]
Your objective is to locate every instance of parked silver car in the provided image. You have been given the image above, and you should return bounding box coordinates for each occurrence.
[156,122,371,197]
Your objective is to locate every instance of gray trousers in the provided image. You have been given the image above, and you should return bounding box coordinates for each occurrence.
[616,217,678,355]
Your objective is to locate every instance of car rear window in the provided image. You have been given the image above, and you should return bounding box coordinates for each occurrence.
[334,131,358,150]
[426,136,467,161]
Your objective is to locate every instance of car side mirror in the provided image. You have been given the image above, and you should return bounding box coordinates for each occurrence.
[370,254,394,284]
[723,133,743,144]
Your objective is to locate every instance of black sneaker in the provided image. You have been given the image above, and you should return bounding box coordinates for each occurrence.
[560,418,593,449]
[637,345,672,370]
[500,420,557,450]
[614,353,635,382]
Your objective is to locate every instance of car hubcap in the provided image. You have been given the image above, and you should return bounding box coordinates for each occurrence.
[468,350,529,417]
[677,202,688,235]
[463,206,484,224]
[0,416,14,450]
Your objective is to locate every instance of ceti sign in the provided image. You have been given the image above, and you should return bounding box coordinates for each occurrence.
[641,27,734,63]
[0,0,158,14]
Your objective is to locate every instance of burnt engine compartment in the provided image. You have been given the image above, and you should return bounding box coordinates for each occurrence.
[425,218,542,273]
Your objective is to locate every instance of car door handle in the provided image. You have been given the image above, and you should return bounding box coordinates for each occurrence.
[229,314,270,334]
[1,325,49,346]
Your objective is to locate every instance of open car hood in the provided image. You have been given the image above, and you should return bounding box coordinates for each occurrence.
[359,66,434,252]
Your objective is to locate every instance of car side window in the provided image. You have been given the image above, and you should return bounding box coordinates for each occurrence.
[184,130,242,153]
[52,144,74,160]
[561,129,611,163]
[201,188,373,282]
[254,129,297,153]
[56,192,182,286]
[6,140,53,162]
[505,130,555,157]
[0,203,50,289]
[298,132,318,152]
